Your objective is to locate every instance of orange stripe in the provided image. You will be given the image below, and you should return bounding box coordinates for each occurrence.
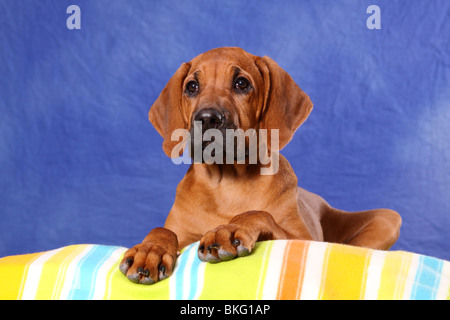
[277,241,309,299]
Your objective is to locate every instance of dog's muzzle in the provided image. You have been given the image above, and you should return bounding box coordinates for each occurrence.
[194,108,226,131]
[189,108,241,162]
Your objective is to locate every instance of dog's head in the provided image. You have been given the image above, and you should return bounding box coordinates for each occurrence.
[148,47,313,160]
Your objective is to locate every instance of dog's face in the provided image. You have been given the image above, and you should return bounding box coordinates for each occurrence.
[149,47,313,160]
[184,48,264,135]
[184,48,266,159]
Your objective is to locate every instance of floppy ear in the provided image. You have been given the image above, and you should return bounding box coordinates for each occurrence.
[148,63,191,157]
[255,56,313,150]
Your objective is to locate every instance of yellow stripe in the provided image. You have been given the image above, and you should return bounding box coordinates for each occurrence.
[377,252,413,299]
[0,252,43,300]
[31,245,86,299]
[319,244,370,300]
[393,252,413,299]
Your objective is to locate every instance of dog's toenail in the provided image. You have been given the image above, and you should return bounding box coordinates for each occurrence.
[137,267,144,275]
[119,263,129,275]
[159,265,166,274]
[127,273,140,284]
[233,239,240,246]
[206,253,220,263]
[237,245,250,257]
[198,250,207,262]
[126,257,133,266]
[140,277,155,285]
[218,249,235,261]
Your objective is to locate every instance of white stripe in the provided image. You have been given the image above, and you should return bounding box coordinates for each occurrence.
[363,250,386,300]
[193,252,206,300]
[58,245,94,299]
[169,254,180,300]
[436,260,450,300]
[51,246,86,299]
[92,247,127,300]
[299,241,328,300]
[20,248,63,300]
[17,254,42,299]
[259,240,288,299]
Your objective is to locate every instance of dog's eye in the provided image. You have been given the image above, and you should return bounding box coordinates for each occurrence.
[186,80,199,96]
[234,77,250,92]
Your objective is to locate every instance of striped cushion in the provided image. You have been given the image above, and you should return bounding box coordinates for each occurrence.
[0,240,449,300]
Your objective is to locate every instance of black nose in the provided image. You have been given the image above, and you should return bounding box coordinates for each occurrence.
[194,108,225,130]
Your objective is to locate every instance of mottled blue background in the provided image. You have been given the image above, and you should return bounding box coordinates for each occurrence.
[0,0,449,260]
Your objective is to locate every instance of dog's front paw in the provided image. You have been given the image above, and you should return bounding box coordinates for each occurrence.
[198,222,258,263]
[119,227,178,284]
[197,210,289,263]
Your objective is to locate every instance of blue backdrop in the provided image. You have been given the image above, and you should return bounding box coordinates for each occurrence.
[0,0,449,260]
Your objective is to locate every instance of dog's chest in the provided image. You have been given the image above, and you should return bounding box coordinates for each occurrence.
[209,175,274,212]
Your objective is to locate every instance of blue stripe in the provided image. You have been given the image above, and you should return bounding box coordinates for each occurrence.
[67,245,96,299]
[174,242,203,300]
[68,245,117,300]
[411,255,444,300]
[86,246,118,299]
[188,243,202,299]
[175,242,195,299]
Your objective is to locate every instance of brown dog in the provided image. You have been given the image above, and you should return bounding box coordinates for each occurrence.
[119,47,401,284]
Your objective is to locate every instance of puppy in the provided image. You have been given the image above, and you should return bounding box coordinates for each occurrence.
[119,47,401,284]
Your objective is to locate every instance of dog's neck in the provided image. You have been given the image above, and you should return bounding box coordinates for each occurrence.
[191,162,264,179]
[190,159,282,185]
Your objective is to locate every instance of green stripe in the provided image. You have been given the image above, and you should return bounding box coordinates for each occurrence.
[255,241,275,299]
[199,241,274,299]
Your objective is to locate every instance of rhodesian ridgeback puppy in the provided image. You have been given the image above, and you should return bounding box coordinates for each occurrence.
[119,47,401,284]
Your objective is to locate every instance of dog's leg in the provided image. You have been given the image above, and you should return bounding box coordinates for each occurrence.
[321,208,402,250]
[119,227,178,284]
[197,210,298,263]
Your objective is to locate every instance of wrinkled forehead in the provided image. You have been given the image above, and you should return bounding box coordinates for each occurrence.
[188,48,260,80]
